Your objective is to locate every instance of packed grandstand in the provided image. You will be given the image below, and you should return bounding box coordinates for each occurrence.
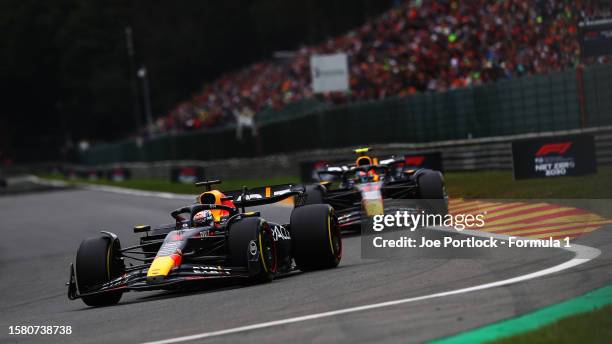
[149,0,611,135]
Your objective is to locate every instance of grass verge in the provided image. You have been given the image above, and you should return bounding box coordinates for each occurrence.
[445,166,612,199]
[492,304,612,344]
[40,173,300,194]
[40,166,612,199]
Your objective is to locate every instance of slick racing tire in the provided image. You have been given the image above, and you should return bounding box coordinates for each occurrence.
[75,235,125,307]
[301,185,325,206]
[228,217,276,283]
[417,169,449,215]
[290,204,342,271]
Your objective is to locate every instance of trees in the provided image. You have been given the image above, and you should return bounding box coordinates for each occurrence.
[0,0,391,161]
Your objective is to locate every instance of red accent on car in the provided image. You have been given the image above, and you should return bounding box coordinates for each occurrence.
[170,253,182,268]
[405,156,425,166]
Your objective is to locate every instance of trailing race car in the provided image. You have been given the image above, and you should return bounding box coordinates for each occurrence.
[67,180,342,307]
[303,148,448,229]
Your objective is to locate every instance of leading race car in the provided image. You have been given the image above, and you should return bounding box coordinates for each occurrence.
[67,180,342,307]
[302,148,448,229]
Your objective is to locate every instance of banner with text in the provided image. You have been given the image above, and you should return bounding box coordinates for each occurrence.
[512,134,597,179]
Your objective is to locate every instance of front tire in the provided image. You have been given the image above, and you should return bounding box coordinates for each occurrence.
[290,204,342,271]
[228,217,276,283]
[75,235,124,307]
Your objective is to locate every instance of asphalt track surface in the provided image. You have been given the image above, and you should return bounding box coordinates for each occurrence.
[1,187,611,343]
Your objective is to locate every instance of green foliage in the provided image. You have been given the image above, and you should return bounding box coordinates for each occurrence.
[41,173,300,194]
[445,167,612,199]
[0,0,392,161]
[492,305,612,344]
[41,166,612,200]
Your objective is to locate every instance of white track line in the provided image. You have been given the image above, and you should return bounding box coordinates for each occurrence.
[142,228,600,344]
[80,184,195,200]
[32,176,296,206]
[32,176,195,200]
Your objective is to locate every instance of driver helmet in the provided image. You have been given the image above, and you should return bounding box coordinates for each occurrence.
[199,190,235,221]
[356,155,372,166]
[193,210,214,226]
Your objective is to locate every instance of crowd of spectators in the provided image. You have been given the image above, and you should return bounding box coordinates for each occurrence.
[147,0,611,135]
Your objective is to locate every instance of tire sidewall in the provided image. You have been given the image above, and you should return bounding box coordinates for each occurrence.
[75,235,124,306]
[290,204,341,271]
[417,169,449,215]
[228,217,276,283]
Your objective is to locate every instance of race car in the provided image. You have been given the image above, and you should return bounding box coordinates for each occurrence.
[302,148,448,229]
[67,180,342,307]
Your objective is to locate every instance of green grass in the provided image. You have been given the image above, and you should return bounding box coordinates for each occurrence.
[40,166,612,199]
[445,166,612,199]
[492,304,612,344]
[41,173,300,194]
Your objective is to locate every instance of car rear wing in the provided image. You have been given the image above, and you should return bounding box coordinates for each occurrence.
[379,155,430,169]
[317,164,391,179]
[316,165,350,181]
[223,184,304,208]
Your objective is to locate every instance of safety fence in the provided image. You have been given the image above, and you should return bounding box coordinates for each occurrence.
[80,64,612,165]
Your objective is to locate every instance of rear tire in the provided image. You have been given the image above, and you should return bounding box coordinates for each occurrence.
[228,217,276,283]
[75,235,124,307]
[417,170,448,215]
[290,204,342,271]
[301,185,325,205]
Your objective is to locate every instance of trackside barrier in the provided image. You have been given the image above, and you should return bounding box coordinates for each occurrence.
[57,126,612,181]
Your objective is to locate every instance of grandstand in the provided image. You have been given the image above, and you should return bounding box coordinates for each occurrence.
[149,0,610,135]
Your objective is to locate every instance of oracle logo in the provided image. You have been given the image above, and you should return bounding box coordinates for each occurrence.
[534,142,573,157]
